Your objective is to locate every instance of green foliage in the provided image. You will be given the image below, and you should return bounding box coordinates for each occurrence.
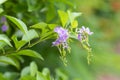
[0,34,12,48]
[5,15,28,34]
[1,0,120,80]
[0,56,20,69]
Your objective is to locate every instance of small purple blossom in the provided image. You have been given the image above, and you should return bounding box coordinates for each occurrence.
[1,16,6,23]
[1,24,8,32]
[78,34,82,41]
[78,26,93,35]
[52,27,69,48]
[77,26,93,41]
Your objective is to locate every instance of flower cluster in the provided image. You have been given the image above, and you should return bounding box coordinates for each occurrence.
[52,27,69,49]
[76,26,93,41]
[1,16,8,32]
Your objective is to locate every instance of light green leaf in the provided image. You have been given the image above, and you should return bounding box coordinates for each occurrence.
[20,75,36,80]
[0,34,12,47]
[4,72,19,80]
[22,29,39,42]
[42,68,51,80]
[30,61,38,77]
[55,69,68,80]
[0,73,6,80]
[31,22,47,29]
[48,24,58,30]
[6,15,28,34]
[0,0,7,5]
[0,56,20,69]
[58,10,68,27]
[12,49,44,60]
[0,8,4,13]
[21,66,30,77]
[71,20,78,28]
[36,71,47,80]
[12,35,26,50]
[67,11,82,22]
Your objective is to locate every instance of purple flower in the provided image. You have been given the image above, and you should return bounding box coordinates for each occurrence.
[1,16,6,23]
[52,27,69,48]
[1,24,8,32]
[79,26,93,35]
[77,26,93,41]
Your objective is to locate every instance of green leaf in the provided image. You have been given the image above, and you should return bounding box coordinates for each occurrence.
[48,24,58,30]
[12,35,26,50]
[12,49,44,60]
[0,0,7,5]
[71,20,78,28]
[42,68,51,80]
[22,29,39,42]
[0,8,4,13]
[36,71,47,80]
[0,56,20,69]
[20,75,36,80]
[67,11,82,22]
[55,69,68,80]
[58,10,68,27]
[0,34,12,47]
[30,22,47,30]
[4,72,19,80]
[21,66,30,77]
[30,61,38,77]
[6,15,28,34]
[0,73,6,80]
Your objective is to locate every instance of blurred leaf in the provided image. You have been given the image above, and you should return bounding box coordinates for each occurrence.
[48,24,57,30]
[0,56,20,69]
[58,10,68,27]
[20,75,36,80]
[36,71,47,80]
[4,72,19,80]
[12,49,44,60]
[55,69,68,80]
[0,73,6,80]
[46,4,56,22]
[30,61,38,77]
[0,8,4,13]
[0,0,7,5]
[27,0,35,12]
[21,66,30,77]
[71,20,78,28]
[69,12,82,21]
[22,29,39,42]
[0,34,12,47]
[30,22,47,30]
[6,15,28,34]
[42,68,51,80]
[12,35,26,50]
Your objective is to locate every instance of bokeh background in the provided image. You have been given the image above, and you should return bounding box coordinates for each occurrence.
[0,0,120,80]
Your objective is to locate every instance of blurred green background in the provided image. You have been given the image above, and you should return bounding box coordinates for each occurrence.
[0,0,120,80]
